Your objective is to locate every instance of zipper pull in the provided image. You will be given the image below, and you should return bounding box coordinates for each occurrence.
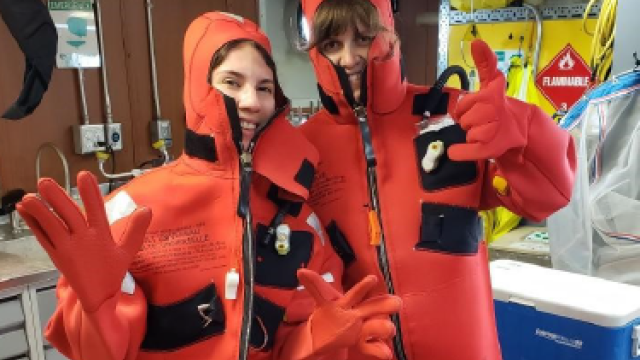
[355,105,367,122]
[368,210,382,246]
[240,151,252,170]
[237,148,253,218]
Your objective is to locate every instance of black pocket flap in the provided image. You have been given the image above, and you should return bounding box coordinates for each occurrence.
[141,283,225,351]
[414,124,477,191]
[256,224,313,289]
[417,203,481,254]
[250,295,286,351]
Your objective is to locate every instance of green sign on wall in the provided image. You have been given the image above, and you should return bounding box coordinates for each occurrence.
[48,0,100,68]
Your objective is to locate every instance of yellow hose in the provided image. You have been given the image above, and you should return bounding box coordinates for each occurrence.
[584,0,617,83]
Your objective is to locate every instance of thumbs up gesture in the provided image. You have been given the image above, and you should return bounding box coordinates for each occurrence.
[448,40,528,161]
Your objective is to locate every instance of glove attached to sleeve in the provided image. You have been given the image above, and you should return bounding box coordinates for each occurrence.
[277,269,401,360]
[448,40,576,220]
[448,39,528,162]
[17,171,151,313]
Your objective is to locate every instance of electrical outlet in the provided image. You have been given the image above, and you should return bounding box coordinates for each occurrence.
[73,123,123,155]
[106,123,123,151]
[150,119,173,147]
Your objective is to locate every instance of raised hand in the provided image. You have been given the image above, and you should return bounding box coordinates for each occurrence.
[295,269,401,360]
[448,39,527,162]
[17,171,151,312]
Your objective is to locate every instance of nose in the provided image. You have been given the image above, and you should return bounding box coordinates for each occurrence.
[238,86,260,113]
[339,43,358,69]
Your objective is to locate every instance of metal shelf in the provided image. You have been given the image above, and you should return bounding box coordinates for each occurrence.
[437,1,601,76]
[449,3,600,25]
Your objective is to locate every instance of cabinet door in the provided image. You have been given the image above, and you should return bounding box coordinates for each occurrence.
[0,296,30,359]
[0,295,25,328]
[0,329,30,359]
[36,286,57,347]
[36,285,69,360]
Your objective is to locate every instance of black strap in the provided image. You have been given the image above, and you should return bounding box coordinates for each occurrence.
[317,84,339,114]
[250,295,286,351]
[326,221,356,266]
[141,283,225,351]
[184,128,218,162]
[294,159,315,191]
[267,185,303,217]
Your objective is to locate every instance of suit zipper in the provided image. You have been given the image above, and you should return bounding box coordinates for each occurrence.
[233,103,288,360]
[354,105,408,360]
[237,144,255,360]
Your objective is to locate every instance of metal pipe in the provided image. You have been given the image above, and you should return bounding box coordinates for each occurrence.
[523,3,543,77]
[98,159,144,179]
[146,0,162,119]
[35,142,71,194]
[77,68,90,125]
[160,147,170,164]
[94,0,114,124]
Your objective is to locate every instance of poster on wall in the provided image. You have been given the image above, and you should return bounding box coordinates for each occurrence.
[535,44,592,112]
[48,0,100,68]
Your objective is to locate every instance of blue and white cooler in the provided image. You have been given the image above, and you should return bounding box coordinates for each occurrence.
[491,260,640,360]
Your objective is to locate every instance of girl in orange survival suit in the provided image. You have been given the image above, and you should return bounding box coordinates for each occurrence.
[298,0,576,359]
[16,12,401,360]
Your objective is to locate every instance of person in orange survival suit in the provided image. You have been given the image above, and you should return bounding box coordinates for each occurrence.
[297,0,577,360]
[15,12,403,360]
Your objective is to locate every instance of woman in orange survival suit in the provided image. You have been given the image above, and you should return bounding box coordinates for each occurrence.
[16,12,401,360]
[298,0,576,360]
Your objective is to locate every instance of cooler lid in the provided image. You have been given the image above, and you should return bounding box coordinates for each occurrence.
[491,260,640,328]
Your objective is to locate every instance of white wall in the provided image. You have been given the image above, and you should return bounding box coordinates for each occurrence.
[259,0,320,109]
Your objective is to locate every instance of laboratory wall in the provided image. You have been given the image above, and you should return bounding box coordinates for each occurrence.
[0,0,439,194]
[0,0,258,193]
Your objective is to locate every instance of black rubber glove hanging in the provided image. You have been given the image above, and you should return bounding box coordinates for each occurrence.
[0,0,57,120]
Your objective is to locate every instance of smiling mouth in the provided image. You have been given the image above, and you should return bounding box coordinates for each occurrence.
[240,121,257,130]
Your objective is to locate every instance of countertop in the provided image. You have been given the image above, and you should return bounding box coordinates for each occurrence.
[0,235,58,293]
[488,225,552,267]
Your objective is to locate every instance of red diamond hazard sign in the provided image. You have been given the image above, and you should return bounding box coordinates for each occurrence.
[535,44,592,111]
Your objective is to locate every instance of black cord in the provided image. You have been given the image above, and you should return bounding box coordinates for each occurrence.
[434,65,470,91]
[260,202,291,247]
[137,156,164,169]
[108,145,115,193]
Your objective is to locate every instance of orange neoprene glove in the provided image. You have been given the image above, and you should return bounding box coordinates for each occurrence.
[448,39,528,162]
[17,171,151,313]
[277,269,401,360]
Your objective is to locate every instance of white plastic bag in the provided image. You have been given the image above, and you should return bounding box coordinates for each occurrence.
[549,71,640,285]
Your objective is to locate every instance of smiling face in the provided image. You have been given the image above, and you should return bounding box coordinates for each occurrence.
[308,0,388,104]
[210,41,276,150]
[319,24,375,103]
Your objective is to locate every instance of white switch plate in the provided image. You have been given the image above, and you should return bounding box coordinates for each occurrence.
[73,123,123,155]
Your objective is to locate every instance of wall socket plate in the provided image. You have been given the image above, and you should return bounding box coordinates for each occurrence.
[150,119,173,147]
[73,123,123,155]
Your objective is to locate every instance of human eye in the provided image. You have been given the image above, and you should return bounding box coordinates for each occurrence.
[321,40,341,53]
[222,78,240,87]
[356,34,375,46]
[258,85,274,94]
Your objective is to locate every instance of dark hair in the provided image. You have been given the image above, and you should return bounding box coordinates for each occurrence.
[307,0,389,50]
[208,39,285,106]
